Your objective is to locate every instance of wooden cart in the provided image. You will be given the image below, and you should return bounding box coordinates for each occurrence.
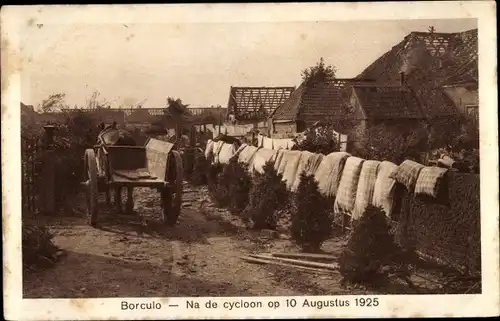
[82,128,183,227]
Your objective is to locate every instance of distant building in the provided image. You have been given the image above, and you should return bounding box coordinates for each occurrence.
[227,86,295,124]
[269,28,478,145]
[268,78,424,143]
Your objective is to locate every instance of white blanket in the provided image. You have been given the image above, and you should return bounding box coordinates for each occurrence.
[216,143,237,165]
[372,161,398,218]
[257,134,265,147]
[204,139,214,160]
[237,145,261,172]
[263,136,274,149]
[277,150,303,190]
[251,148,278,174]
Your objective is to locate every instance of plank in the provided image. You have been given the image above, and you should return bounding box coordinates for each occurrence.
[271,252,338,262]
[248,254,339,271]
[240,256,332,274]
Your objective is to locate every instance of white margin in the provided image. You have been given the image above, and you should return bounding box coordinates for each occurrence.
[1,2,498,320]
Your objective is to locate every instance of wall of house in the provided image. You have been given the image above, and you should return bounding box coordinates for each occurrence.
[272,121,297,137]
[442,86,479,118]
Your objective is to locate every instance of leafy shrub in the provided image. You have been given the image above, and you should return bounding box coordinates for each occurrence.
[339,206,408,285]
[290,171,333,252]
[356,122,427,164]
[243,160,288,229]
[294,125,340,155]
[225,159,253,215]
[207,163,227,207]
[189,152,210,186]
[23,224,64,272]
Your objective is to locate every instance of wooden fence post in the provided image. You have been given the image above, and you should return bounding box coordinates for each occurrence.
[41,125,56,215]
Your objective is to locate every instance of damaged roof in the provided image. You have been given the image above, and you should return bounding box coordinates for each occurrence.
[356,28,478,117]
[227,86,295,120]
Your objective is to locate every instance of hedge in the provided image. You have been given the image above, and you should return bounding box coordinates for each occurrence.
[395,172,481,275]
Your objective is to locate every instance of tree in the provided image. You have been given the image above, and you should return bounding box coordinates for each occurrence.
[243,160,289,229]
[291,171,333,252]
[39,93,68,113]
[301,57,337,86]
[86,91,109,109]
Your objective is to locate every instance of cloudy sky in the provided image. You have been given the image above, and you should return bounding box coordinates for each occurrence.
[20,18,477,109]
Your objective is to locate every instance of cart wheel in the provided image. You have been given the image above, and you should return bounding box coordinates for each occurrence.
[84,149,99,226]
[163,150,183,226]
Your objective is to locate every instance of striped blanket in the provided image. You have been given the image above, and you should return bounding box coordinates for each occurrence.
[314,152,351,198]
[291,151,324,191]
[414,166,449,198]
[334,156,365,216]
[389,159,425,192]
[372,161,398,218]
[353,160,381,220]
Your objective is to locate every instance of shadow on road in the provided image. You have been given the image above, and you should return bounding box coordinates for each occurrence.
[23,250,253,298]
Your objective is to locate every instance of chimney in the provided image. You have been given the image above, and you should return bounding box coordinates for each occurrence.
[399,71,405,87]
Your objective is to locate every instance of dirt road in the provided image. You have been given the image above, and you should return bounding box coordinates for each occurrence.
[24,183,439,298]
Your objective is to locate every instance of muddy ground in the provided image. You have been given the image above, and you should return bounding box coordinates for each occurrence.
[24,182,455,298]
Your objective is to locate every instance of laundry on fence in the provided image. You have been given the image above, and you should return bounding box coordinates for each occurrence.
[334,156,365,217]
[273,138,296,150]
[237,145,261,171]
[262,136,274,150]
[414,166,449,198]
[216,142,237,165]
[314,152,351,198]
[250,148,278,174]
[389,159,425,192]
[211,140,225,164]
[229,143,248,163]
[257,134,265,148]
[352,160,381,221]
[204,139,215,160]
[372,160,399,219]
[291,151,324,191]
[274,150,303,190]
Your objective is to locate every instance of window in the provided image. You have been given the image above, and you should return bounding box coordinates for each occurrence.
[466,105,479,125]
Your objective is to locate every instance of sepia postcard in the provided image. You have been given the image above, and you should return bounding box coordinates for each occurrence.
[2,2,499,320]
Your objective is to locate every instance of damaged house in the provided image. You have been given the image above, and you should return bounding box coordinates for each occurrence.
[268,28,478,152]
[357,28,478,125]
[226,86,295,125]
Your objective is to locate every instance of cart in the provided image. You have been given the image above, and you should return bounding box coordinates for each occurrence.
[82,127,183,227]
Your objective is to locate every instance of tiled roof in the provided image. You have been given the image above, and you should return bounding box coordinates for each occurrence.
[356,28,478,118]
[352,86,424,120]
[270,79,372,124]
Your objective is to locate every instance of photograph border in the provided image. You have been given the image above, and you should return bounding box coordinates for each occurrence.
[2,2,498,319]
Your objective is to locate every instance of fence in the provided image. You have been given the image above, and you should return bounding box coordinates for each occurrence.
[21,136,41,215]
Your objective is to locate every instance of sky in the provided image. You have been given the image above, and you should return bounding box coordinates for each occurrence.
[20,18,477,109]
